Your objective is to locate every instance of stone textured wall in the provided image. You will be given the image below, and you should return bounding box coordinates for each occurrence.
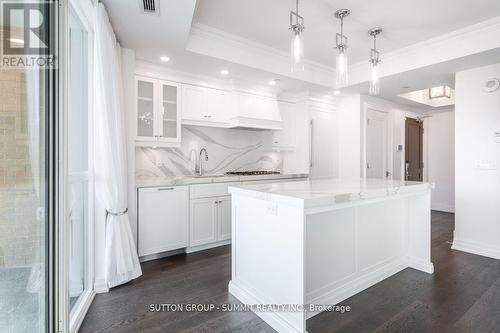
[0,69,40,267]
[136,125,283,181]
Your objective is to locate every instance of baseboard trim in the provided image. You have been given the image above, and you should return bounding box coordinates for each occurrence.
[229,281,304,333]
[431,203,455,213]
[70,290,95,333]
[186,239,231,254]
[452,238,500,260]
[306,260,408,319]
[407,256,434,274]
[93,278,109,294]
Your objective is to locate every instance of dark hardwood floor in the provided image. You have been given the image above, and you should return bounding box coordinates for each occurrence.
[80,211,500,333]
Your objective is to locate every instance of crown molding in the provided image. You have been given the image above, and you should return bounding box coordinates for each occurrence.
[187,17,500,91]
[135,59,278,98]
[281,91,339,107]
[187,23,335,87]
[349,15,500,86]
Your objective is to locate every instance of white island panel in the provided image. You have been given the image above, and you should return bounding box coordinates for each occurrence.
[229,178,434,333]
[229,194,306,332]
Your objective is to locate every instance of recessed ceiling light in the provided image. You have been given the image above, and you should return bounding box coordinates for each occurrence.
[268,79,280,86]
[160,56,170,62]
[333,90,341,96]
[220,69,229,76]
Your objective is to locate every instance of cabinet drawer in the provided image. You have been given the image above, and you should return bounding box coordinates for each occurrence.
[189,182,239,199]
[138,186,189,257]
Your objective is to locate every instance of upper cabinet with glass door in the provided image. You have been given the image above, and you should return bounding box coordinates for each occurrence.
[136,76,181,146]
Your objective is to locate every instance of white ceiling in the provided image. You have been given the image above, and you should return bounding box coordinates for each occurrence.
[341,47,500,112]
[103,0,197,51]
[103,0,500,105]
[194,0,500,66]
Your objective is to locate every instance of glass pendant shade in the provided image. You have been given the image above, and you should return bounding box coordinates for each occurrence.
[335,50,348,87]
[369,62,380,95]
[291,30,304,72]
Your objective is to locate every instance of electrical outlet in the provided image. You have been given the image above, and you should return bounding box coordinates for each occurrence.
[494,131,500,143]
[475,160,498,170]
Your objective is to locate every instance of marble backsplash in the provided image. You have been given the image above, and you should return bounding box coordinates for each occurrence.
[136,126,283,181]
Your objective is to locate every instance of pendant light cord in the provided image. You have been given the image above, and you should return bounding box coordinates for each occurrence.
[295,0,299,25]
[340,15,344,37]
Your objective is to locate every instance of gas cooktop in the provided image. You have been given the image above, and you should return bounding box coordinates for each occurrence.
[225,171,281,176]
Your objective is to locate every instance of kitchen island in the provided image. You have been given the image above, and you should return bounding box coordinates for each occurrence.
[228,178,434,333]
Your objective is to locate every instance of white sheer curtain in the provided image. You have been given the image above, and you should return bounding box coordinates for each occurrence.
[95,3,141,288]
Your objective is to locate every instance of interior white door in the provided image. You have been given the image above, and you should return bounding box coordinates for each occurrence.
[138,186,188,256]
[218,197,232,241]
[190,197,218,246]
[366,109,389,179]
[309,109,338,178]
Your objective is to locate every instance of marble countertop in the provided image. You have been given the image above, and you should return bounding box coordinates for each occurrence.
[136,173,309,188]
[229,178,433,209]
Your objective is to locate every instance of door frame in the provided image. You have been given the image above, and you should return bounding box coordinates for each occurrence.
[361,101,393,179]
[66,0,96,332]
[400,113,429,182]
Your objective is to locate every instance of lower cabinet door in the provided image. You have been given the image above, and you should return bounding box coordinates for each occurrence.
[218,196,232,241]
[189,197,218,247]
[138,186,188,257]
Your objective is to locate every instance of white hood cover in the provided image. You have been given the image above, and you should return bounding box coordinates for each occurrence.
[229,92,283,130]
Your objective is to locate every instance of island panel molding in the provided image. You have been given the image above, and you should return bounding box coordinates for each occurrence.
[228,178,434,333]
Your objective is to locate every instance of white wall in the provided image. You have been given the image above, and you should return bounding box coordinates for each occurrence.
[453,62,500,260]
[338,94,362,179]
[427,110,455,212]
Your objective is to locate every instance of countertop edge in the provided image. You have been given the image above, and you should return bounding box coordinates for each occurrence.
[135,173,309,188]
[229,181,433,208]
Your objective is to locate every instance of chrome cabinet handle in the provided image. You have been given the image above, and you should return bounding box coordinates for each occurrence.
[158,187,174,191]
[309,119,314,168]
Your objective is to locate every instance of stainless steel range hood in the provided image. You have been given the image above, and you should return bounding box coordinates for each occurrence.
[228,92,283,130]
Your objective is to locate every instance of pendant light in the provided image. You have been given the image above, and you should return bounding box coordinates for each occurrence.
[368,27,382,95]
[290,0,305,72]
[429,85,452,99]
[334,9,350,87]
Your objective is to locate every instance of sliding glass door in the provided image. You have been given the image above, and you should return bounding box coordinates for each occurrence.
[0,63,49,333]
[67,5,93,330]
[0,2,59,332]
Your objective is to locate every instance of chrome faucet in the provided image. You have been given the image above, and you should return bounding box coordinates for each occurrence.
[196,148,209,176]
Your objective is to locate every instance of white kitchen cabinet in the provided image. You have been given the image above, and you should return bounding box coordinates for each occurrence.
[218,197,232,241]
[189,195,232,247]
[138,186,188,257]
[189,197,218,247]
[273,101,297,150]
[309,108,339,178]
[230,92,282,130]
[136,76,181,147]
[181,84,230,127]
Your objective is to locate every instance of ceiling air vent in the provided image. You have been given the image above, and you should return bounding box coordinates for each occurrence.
[140,0,159,15]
